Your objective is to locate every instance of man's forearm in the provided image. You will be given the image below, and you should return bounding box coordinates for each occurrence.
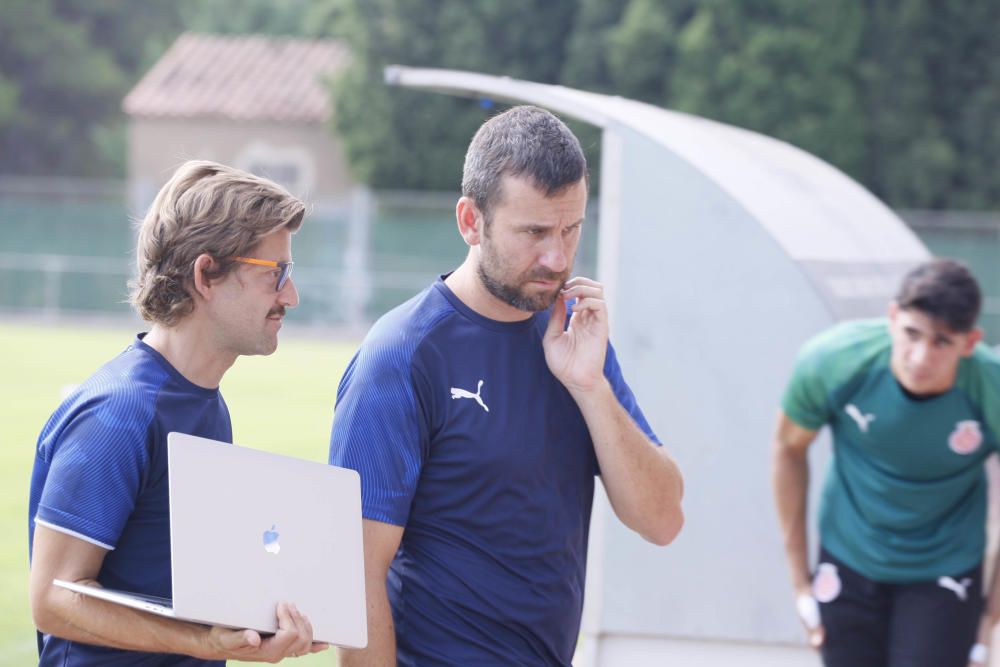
[34,585,213,658]
[975,509,1000,647]
[574,379,684,546]
[340,580,396,667]
[773,442,812,591]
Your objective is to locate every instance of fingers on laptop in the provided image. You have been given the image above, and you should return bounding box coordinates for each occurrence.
[272,601,318,658]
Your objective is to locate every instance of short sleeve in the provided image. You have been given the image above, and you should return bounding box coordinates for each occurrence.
[329,345,428,526]
[35,395,153,550]
[781,338,834,431]
[956,344,1000,454]
[604,343,660,445]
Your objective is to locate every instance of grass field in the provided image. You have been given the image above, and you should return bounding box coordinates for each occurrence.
[0,322,358,666]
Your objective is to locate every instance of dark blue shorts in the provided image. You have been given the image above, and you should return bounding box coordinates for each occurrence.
[816,547,982,667]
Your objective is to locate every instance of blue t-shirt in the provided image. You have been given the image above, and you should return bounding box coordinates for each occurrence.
[329,279,659,666]
[28,335,231,666]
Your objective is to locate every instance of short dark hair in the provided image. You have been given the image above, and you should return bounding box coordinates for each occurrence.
[896,258,981,332]
[461,105,587,222]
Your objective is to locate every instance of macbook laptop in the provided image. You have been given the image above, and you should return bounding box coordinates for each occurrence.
[54,431,367,648]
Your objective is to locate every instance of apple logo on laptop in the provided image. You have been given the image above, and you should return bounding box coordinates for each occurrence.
[263,525,280,554]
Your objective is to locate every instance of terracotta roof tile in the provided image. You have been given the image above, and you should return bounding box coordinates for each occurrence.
[123,33,350,122]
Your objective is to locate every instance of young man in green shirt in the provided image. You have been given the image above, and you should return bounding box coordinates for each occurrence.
[773,259,1000,667]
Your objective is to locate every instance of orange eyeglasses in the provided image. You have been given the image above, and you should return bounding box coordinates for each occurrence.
[231,256,294,291]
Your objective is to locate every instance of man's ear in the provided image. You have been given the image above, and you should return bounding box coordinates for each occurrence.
[961,327,983,357]
[456,197,483,247]
[191,254,217,301]
[887,301,899,323]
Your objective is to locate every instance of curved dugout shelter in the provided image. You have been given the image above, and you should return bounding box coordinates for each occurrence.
[384,66,929,664]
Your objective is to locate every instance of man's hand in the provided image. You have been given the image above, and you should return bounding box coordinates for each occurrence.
[968,642,988,667]
[204,602,328,662]
[543,277,608,394]
[795,591,825,649]
[967,615,992,666]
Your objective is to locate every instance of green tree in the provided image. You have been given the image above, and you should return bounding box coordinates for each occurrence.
[0,0,313,177]
[0,0,138,176]
[605,0,683,106]
[561,0,628,93]
[177,0,317,37]
[316,0,581,190]
[858,0,1000,209]
[669,0,866,181]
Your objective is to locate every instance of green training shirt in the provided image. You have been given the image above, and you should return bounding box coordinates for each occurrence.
[783,319,1000,583]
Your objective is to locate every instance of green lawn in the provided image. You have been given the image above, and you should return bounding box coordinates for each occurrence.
[0,322,357,666]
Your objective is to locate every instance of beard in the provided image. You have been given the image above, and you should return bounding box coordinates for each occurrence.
[476,238,570,313]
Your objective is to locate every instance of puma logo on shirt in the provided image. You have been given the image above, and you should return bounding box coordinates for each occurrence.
[451,380,489,413]
[845,403,875,433]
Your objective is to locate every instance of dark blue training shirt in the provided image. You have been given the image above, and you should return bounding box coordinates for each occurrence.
[29,335,230,666]
[330,278,659,666]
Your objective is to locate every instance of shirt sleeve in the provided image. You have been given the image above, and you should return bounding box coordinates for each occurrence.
[35,393,152,550]
[781,337,834,431]
[956,344,1000,454]
[329,344,428,526]
[604,343,661,445]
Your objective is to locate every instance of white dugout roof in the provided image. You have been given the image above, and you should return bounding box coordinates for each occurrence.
[385,66,929,656]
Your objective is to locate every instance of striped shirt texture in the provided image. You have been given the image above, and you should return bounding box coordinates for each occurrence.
[29,335,230,666]
[330,278,659,666]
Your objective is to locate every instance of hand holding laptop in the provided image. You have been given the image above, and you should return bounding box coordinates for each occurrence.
[49,433,367,651]
[51,577,330,661]
[204,601,329,661]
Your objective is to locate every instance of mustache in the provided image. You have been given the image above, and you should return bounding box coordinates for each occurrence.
[267,307,287,318]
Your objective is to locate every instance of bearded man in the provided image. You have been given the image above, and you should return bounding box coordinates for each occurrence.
[329,105,684,667]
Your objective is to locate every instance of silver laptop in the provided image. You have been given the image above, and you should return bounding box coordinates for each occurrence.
[54,432,367,648]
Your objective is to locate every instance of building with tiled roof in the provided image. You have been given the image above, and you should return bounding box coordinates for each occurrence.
[123,32,354,212]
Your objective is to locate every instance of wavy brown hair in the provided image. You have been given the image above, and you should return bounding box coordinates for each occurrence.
[129,160,304,325]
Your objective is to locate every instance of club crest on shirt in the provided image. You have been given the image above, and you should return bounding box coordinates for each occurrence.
[812,563,842,603]
[948,420,982,455]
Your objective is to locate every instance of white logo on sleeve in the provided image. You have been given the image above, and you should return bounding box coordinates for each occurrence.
[845,403,876,433]
[450,379,489,413]
[937,576,973,601]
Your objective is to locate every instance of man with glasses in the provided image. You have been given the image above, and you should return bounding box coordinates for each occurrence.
[28,160,324,665]
[773,259,1000,667]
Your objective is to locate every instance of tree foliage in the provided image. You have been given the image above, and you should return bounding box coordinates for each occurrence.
[0,0,168,176]
[323,0,998,209]
[311,0,581,190]
[0,0,314,177]
[667,1,866,182]
[856,0,1000,208]
[1,0,997,209]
